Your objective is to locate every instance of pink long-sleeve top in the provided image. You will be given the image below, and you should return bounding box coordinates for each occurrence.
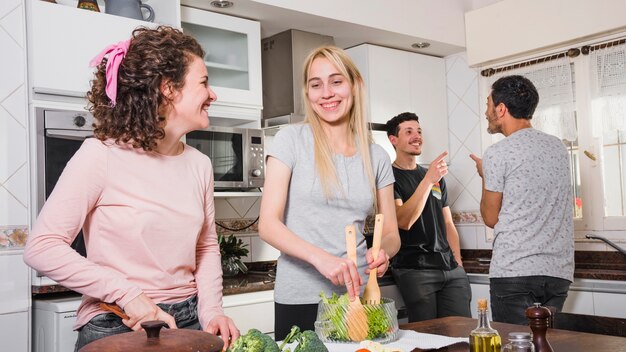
[24,138,224,330]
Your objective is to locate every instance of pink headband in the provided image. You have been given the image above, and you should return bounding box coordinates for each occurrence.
[89,39,131,106]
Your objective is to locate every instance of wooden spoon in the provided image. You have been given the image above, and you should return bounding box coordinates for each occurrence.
[362,214,383,305]
[345,224,369,342]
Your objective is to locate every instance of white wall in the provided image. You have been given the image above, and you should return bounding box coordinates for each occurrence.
[465,0,626,67]
[0,0,29,242]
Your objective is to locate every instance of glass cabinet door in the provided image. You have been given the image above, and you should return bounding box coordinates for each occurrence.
[181,7,262,109]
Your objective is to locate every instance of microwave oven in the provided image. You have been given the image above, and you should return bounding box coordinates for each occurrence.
[186,126,265,190]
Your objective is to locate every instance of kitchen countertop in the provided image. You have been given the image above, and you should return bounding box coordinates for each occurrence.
[461,249,626,281]
[32,251,626,295]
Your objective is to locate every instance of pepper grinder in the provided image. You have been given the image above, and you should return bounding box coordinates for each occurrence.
[526,303,554,352]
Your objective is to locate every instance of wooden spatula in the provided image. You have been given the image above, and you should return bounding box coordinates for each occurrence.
[362,214,383,305]
[345,224,369,342]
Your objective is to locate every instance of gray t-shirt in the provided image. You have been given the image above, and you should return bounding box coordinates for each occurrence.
[483,128,574,282]
[268,124,394,304]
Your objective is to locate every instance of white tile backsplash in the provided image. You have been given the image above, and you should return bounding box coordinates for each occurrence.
[226,197,258,219]
[477,227,494,249]
[445,53,482,217]
[446,56,478,99]
[0,3,24,47]
[2,86,26,127]
[250,235,280,262]
[448,100,478,144]
[457,225,477,249]
[0,29,24,99]
[3,163,27,206]
[0,186,27,226]
[0,0,20,21]
[0,103,27,185]
[449,145,476,187]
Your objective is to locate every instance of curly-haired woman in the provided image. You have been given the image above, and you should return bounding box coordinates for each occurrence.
[24,26,239,351]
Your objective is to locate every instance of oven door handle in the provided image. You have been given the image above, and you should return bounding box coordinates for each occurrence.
[45,130,93,140]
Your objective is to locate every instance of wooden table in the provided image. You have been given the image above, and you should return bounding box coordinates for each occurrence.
[401,316,626,351]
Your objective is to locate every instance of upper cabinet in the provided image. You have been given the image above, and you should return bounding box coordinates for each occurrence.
[346,44,449,165]
[181,7,262,127]
[26,0,180,98]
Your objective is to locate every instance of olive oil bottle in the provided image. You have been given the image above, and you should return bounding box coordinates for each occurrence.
[470,298,502,352]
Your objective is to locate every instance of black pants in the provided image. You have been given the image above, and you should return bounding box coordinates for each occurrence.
[274,302,318,341]
[392,266,472,323]
[490,275,571,325]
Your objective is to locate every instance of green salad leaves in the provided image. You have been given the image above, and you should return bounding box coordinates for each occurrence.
[318,292,393,341]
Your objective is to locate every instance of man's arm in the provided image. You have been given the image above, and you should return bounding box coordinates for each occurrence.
[480,183,502,228]
[470,153,503,229]
[395,152,448,230]
[442,206,462,266]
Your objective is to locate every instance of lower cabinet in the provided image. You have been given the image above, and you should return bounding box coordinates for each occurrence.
[469,274,626,320]
[223,290,274,335]
[469,281,492,320]
[562,289,594,315]
[0,311,28,352]
[593,292,626,318]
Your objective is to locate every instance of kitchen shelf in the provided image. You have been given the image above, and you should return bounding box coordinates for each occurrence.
[214,191,262,198]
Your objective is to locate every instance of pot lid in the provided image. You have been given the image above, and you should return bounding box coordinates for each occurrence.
[79,321,224,352]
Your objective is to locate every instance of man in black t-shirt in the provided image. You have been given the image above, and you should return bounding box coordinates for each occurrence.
[386,112,471,322]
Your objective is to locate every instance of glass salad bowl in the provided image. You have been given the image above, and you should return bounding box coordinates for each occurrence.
[314,296,400,343]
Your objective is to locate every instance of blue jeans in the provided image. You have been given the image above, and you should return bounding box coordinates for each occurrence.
[74,295,201,351]
[392,266,472,322]
[490,276,571,325]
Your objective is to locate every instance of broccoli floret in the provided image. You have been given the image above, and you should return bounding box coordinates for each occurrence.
[294,330,328,352]
[228,329,279,352]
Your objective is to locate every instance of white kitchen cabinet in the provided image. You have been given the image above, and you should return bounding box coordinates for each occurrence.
[562,289,594,315]
[346,44,449,165]
[181,6,262,127]
[0,253,31,352]
[592,292,626,319]
[469,281,492,320]
[223,290,274,334]
[26,0,179,98]
[0,311,28,352]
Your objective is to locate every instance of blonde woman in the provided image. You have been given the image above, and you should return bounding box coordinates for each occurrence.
[259,46,400,339]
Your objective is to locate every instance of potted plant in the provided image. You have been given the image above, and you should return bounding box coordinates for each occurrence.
[218,234,249,277]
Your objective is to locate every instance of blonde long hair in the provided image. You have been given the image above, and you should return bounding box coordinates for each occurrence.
[302,46,377,211]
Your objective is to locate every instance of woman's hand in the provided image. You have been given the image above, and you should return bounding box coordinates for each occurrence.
[313,253,363,301]
[205,315,240,351]
[365,248,390,277]
[121,293,177,331]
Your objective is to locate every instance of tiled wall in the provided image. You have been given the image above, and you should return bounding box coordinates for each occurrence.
[214,196,279,262]
[0,0,28,249]
[443,52,489,249]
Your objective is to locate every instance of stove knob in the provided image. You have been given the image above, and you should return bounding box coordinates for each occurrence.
[73,115,86,127]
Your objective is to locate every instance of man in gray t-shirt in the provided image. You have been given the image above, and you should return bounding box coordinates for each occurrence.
[470,75,574,325]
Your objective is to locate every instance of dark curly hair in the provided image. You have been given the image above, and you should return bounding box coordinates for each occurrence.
[87,26,205,151]
[385,112,420,137]
[491,75,539,120]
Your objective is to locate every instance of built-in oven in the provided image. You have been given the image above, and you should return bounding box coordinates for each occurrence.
[185,126,265,190]
[34,107,92,272]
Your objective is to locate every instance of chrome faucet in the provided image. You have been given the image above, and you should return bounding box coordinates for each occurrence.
[585,234,626,258]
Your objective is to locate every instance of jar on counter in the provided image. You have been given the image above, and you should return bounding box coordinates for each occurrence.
[503,332,534,352]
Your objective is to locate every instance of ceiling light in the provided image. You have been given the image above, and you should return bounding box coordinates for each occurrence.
[411,42,430,49]
[211,0,234,8]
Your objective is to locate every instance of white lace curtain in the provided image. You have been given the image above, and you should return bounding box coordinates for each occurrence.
[488,57,577,141]
[590,44,626,135]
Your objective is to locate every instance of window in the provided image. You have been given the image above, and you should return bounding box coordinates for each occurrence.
[481,36,626,238]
